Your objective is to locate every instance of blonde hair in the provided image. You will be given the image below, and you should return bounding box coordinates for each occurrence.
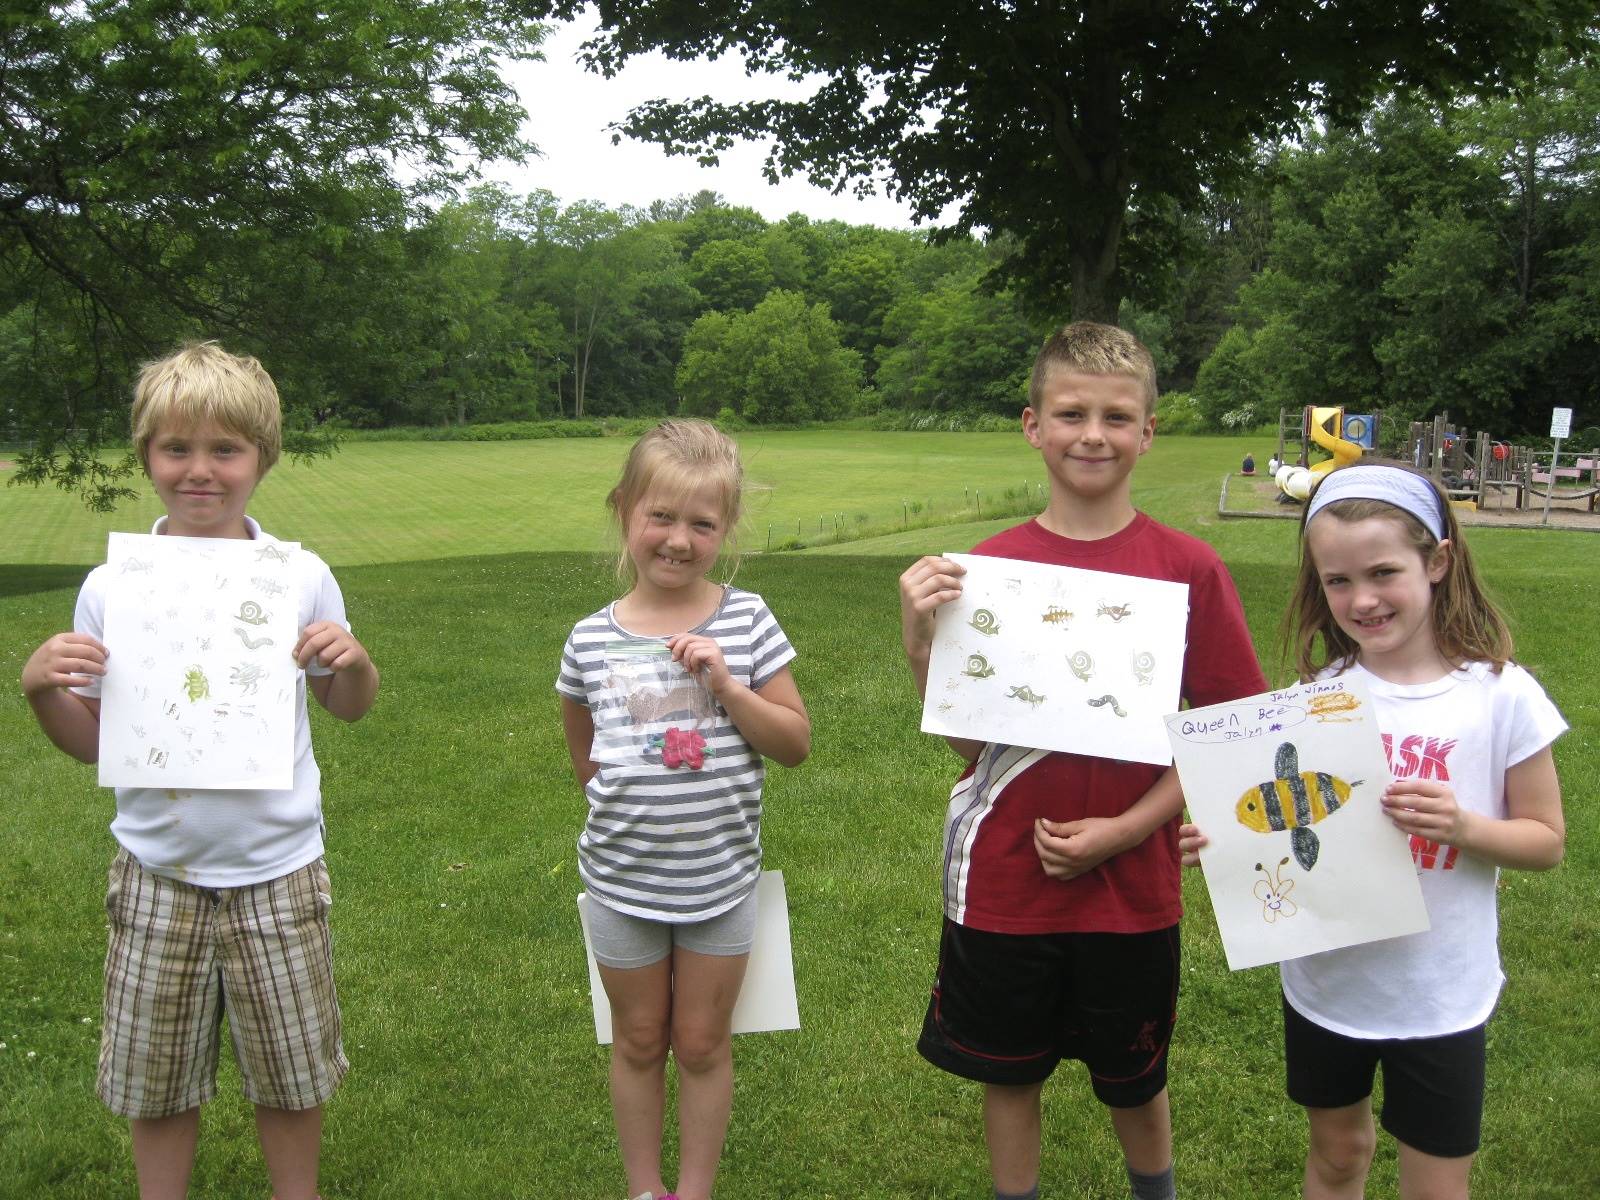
[608,419,745,588]
[1029,321,1158,415]
[1283,476,1512,680]
[131,341,282,475]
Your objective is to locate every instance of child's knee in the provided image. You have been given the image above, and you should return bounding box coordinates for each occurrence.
[668,1020,731,1074]
[1308,1114,1376,1181]
[612,1015,671,1067]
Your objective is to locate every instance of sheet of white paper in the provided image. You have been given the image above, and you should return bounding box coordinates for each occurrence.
[578,871,800,1044]
[921,552,1189,765]
[1165,675,1429,971]
[98,533,300,790]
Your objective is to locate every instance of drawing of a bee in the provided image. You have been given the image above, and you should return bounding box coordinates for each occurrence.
[1067,651,1094,682]
[1097,601,1134,622]
[1236,742,1360,871]
[961,654,996,679]
[1254,858,1298,923]
[1006,684,1046,706]
[182,667,210,703]
[1041,606,1074,625]
[968,609,1001,637]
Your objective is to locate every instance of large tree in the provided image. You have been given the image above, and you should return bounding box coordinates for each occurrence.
[540,0,1591,323]
[3,0,542,503]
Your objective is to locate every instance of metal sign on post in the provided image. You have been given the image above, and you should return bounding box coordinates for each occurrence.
[1542,408,1573,525]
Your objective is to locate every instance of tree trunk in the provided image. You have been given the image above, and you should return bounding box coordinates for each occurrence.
[1068,216,1124,325]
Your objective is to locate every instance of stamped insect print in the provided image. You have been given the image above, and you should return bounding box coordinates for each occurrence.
[98,532,302,790]
[923,552,1189,767]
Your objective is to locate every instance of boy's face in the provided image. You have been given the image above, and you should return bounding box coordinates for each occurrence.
[146,417,263,539]
[1022,371,1155,503]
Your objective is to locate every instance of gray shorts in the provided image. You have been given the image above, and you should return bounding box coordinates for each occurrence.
[587,887,759,969]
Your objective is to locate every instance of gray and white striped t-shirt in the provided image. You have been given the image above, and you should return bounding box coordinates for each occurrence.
[556,587,796,922]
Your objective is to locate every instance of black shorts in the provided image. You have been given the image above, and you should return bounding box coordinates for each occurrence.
[1282,995,1486,1159]
[917,918,1179,1107]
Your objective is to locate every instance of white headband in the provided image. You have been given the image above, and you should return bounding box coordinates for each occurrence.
[1305,465,1445,542]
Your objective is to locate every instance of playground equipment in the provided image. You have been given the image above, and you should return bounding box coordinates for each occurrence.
[1274,406,1365,500]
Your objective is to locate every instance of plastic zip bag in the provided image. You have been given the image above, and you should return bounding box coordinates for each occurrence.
[590,640,718,769]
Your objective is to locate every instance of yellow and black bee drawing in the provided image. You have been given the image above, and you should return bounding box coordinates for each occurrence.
[1235,742,1360,871]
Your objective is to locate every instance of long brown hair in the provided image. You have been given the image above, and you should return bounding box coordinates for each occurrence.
[1282,475,1512,680]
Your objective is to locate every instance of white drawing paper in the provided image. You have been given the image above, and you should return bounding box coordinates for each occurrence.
[1165,675,1429,971]
[921,552,1189,766]
[578,871,800,1044]
[98,532,300,790]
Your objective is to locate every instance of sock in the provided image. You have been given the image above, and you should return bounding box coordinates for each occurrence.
[1127,1163,1176,1200]
[996,1187,1039,1200]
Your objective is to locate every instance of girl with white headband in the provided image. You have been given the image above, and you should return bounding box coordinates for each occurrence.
[1182,463,1567,1200]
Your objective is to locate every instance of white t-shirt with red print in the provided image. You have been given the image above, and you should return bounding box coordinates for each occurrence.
[1280,660,1567,1040]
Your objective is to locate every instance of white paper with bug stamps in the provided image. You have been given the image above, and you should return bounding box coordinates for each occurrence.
[98,532,300,789]
[921,552,1189,766]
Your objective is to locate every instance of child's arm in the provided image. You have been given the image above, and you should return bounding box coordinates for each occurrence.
[20,633,106,764]
[1034,765,1184,880]
[561,696,599,787]
[1382,746,1564,870]
[297,622,379,722]
[898,555,983,762]
[667,636,810,767]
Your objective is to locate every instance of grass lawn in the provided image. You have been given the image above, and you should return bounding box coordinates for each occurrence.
[2,431,1596,1198]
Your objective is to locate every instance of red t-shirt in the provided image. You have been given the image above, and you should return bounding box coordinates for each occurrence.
[941,514,1266,934]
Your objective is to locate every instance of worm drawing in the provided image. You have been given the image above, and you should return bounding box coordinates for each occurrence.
[1097,601,1134,622]
[1132,651,1156,686]
[1067,650,1094,682]
[1041,606,1074,625]
[235,601,269,625]
[1087,694,1127,717]
[962,654,996,679]
[1007,684,1046,706]
[968,609,1001,637]
[235,627,275,651]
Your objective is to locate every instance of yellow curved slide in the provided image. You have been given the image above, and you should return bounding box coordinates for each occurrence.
[1308,406,1363,475]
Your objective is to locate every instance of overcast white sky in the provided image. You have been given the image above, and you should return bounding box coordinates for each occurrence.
[479,18,933,228]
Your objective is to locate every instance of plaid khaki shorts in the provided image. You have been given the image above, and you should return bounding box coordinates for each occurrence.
[97,849,348,1119]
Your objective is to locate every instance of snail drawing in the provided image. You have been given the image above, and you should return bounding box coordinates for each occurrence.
[1131,651,1155,686]
[968,609,1001,637]
[962,654,996,679]
[1067,650,1094,682]
[235,601,269,626]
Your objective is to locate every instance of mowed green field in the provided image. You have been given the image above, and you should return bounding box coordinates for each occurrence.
[2,432,1597,1198]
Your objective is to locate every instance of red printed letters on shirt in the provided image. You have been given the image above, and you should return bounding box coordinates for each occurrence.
[1381,733,1461,871]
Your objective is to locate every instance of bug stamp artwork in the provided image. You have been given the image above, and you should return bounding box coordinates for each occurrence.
[920,552,1189,766]
[1164,674,1429,971]
[98,532,300,789]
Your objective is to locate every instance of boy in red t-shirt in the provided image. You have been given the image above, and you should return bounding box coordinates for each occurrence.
[899,322,1265,1200]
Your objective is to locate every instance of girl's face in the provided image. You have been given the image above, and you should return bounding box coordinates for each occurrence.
[626,481,729,595]
[1306,514,1450,681]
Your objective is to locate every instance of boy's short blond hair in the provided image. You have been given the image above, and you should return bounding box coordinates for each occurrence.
[1028,321,1158,416]
[132,341,282,476]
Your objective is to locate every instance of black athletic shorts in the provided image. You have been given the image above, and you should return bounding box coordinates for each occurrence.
[917,918,1179,1107]
[1282,994,1487,1159]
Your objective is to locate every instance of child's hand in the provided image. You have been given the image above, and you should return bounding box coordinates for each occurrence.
[1177,822,1209,868]
[294,622,371,673]
[22,633,108,697]
[667,633,733,695]
[1034,817,1127,881]
[1382,778,1466,846]
[899,555,965,652]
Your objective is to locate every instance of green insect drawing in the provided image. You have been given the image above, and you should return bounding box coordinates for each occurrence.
[182,666,211,703]
[962,654,996,679]
[1097,601,1134,622]
[1068,650,1094,682]
[969,609,1001,637]
[1006,684,1046,707]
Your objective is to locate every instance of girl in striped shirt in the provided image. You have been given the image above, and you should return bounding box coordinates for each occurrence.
[558,420,810,1200]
